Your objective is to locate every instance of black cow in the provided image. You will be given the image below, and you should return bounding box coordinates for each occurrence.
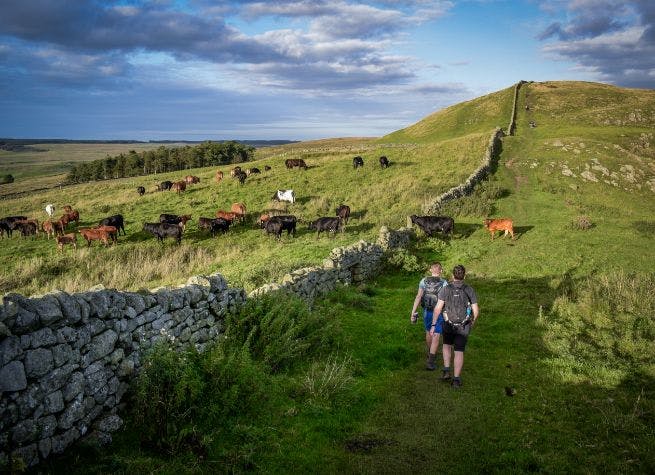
[235,170,247,184]
[158,180,173,191]
[335,205,350,224]
[99,214,126,236]
[353,156,364,169]
[247,167,261,175]
[262,215,297,238]
[264,220,284,240]
[137,186,146,196]
[264,165,272,171]
[16,221,37,237]
[410,215,454,237]
[0,220,10,238]
[143,222,182,244]
[379,156,389,168]
[0,216,27,238]
[308,217,341,237]
[199,217,231,237]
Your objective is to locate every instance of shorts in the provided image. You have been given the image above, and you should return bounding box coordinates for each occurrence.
[442,323,469,351]
[423,310,444,334]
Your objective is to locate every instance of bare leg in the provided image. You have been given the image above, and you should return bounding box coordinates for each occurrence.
[454,351,464,378]
[442,344,452,369]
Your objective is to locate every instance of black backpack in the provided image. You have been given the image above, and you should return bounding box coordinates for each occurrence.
[421,277,445,309]
[443,283,472,324]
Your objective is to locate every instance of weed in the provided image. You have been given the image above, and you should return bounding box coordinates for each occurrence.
[302,354,355,403]
[571,215,593,230]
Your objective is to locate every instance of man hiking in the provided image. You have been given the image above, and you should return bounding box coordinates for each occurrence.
[430,264,479,388]
[410,262,448,370]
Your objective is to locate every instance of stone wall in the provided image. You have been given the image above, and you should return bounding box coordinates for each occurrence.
[507,80,526,136]
[0,274,245,468]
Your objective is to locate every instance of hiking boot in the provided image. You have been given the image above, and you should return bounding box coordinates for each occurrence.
[451,378,462,389]
[440,369,451,381]
[426,353,436,371]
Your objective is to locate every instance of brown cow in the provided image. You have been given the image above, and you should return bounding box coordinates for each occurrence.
[63,205,73,214]
[258,214,270,227]
[64,210,80,226]
[215,211,238,223]
[14,218,40,236]
[185,175,200,184]
[79,228,111,247]
[42,220,56,239]
[171,181,187,193]
[56,233,77,252]
[95,225,118,244]
[230,203,246,222]
[215,170,224,183]
[483,218,514,240]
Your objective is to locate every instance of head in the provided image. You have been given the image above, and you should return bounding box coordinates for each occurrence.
[452,264,466,281]
[429,262,443,276]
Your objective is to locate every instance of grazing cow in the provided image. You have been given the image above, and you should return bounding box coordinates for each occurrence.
[230,203,247,222]
[264,215,297,237]
[215,211,238,223]
[45,204,56,217]
[171,181,187,193]
[410,215,454,237]
[234,170,247,184]
[246,167,261,176]
[158,180,173,191]
[56,233,77,252]
[199,217,231,237]
[353,156,364,169]
[0,220,10,239]
[137,186,146,196]
[379,156,389,168]
[308,217,341,237]
[64,210,79,226]
[16,221,37,237]
[159,214,192,231]
[264,165,271,171]
[95,225,118,244]
[285,159,308,170]
[272,189,295,204]
[230,166,242,177]
[99,214,126,236]
[143,222,182,244]
[264,220,284,240]
[79,228,111,247]
[335,205,351,225]
[483,218,515,240]
[215,171,224,183]
[1,216,28,237]
[185,175,200,184]
[42,220,56,239]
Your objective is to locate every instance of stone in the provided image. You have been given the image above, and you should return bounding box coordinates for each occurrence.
[31,327,57,348]
[56,326,77,344]
[25,295,63,326]
[52,344,76,367]
[73,296,90,322]
[83,290,110,319]
[95,414,123,433]
[38,414,58,438]
[74,326,91,349]
[88,329,118,361]
[109,348,124,366]
[51,427,80,454]
[58,399,84,429]
[44,390,65,414]
[0,335,22,365]
[124,293,146,314]
[16,385,44,419]
[53,291,81,324]
[11,418,38,444]
[24,348,54,378]
[38,437,52,459]
[41,364,76,394]
[14,308,39,334]
[117,358,134,377]
[62,371,84,402]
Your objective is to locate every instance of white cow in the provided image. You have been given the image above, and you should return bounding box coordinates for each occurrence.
[272,189,295,204]
[45,204,56,217]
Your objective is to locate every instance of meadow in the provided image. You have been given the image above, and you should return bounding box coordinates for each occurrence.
[7,81,655,473]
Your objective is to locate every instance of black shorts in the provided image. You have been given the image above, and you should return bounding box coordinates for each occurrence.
[442,326,468,352]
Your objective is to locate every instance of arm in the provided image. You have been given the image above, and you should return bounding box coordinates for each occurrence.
[471,303,480,325]
[411,289,424,322]
[430,299,445,334]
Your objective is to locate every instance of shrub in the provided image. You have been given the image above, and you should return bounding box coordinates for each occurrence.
[384,248,425,273]
[0,174,14,184]
[437,180,509,217]
[571,215,593,230]
[302,354,355,403]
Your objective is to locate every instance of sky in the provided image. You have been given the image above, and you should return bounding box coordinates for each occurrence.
[0,0,653,141]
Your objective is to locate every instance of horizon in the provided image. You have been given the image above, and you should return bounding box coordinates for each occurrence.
[1,0,654,141]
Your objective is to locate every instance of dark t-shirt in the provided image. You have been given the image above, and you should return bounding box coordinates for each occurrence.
[437,280,477,305]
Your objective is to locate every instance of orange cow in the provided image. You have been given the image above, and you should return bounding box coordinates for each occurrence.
[215,211,238,223]
[230,203,246,222]
[79,228,111,247]
[483,218,514,240]
[215,170,224,183]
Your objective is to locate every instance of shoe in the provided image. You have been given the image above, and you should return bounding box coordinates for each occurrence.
[441,369,451,381]
[451,378,462,389]
[426,354,436,371]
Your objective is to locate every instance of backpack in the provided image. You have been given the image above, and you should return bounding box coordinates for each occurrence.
[443,283,472,324]
[421,277,445,309]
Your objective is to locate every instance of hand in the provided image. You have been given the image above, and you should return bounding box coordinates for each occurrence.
[410,312,418,324]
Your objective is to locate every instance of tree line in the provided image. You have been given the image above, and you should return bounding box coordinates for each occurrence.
[66,141,255,183]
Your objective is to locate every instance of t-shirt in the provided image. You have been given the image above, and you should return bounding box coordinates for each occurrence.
[418,276,447,290]
[437,281,477,305]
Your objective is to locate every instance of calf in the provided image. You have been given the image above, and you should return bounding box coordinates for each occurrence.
[158,180,173,191]
[1,216,27,238]
[64,210,79,226]
[230,166,242,177]
[185,175,200,184]
[353,156,364,169]
[285,159,308,170]
[16,221,37,237]
[137,186,146,196]
[246,167,261,176]
[171,181,186,193]
[45,204,56,217]
[42,220,57,239]
[272,189,295,204]
[483,218,514,240]
[235,170,247,184]
[379,156,389,168]
[308,217,341,237]
[264,165,272,171]
[335,205,351,224]
[79,228,111,247]
[143,222,182,244]
[99,214,126,236]
[410,215,454,237]
[215,170,224,183]
[264,219,284,240]
[56,233,77,252]
[159,214,192,231]
[95,225,118,244]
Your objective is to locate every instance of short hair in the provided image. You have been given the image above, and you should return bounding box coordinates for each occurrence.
[430,262,442,272]
[452,264,466,280]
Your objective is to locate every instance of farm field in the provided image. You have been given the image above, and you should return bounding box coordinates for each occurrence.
[8,81,655,473]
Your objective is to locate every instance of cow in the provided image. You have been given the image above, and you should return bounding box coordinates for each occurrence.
[56,233,77,252]
[158,180,173,191]
[171,181,186,193]
[95,225,118,244]
[137,186,146,196]
[45,204,55,217]
[198,217,231,237]
[235,170,247,184]
[335,205,351,225]
[264,165,272,171]
[261,215,297,235]
[143,222,182,244]
[264,220,284,240]
[230,203,247,222]
[99,214,126,236]
[159,214,192,231]
[272,189,295,204]
[1,216,28,237]
[308,217,341,237]
[215,170,224,183]
[285,158,308,170]
[64,210,79,227]
[353,156,364,169]
[230,166,242,177]
[0,221,10,239]
[63,205,73,214]
[79,228,112,247]
[483,218,514,240]
[246,167,261,176]
[410,215,454,237]
[185,175,200,184]
[215,211,238,223]
[42,220,57,239]
[379,156,390,168]
[16,221,37,238]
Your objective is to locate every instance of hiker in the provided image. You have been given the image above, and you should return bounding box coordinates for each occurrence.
[410,262,448,370]
[430,264,479,388]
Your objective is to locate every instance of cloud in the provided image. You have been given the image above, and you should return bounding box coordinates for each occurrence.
[539,0,655,87]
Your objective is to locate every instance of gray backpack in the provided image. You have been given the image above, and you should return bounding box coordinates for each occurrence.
[421,277,445,309]
[443,283,472,324]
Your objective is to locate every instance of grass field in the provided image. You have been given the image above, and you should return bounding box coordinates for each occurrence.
[8,81,655,474]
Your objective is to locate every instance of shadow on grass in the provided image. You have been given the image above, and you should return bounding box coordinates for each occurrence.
[513,225,534,239]
[343,222,375,234]
[454,222,483,238]
[350,209,368,220]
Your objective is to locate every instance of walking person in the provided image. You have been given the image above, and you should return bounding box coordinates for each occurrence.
[430,264,479,388]
[410,262,448,370]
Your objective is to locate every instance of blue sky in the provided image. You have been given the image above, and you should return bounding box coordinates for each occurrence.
[1,0,653,141]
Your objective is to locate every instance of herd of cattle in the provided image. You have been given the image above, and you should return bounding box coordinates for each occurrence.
[0,155,516,253]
